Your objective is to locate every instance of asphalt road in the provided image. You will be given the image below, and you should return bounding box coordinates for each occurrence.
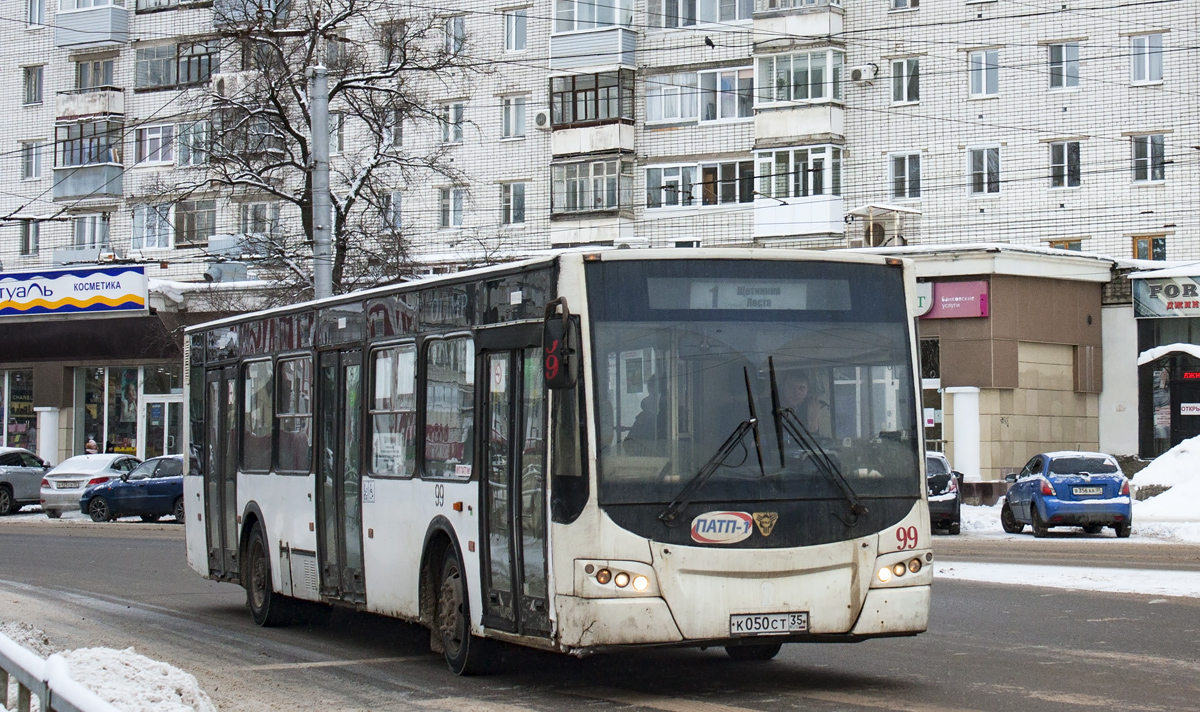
[1,517,1199,712]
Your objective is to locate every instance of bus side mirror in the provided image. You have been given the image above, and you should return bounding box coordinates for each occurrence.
[544,297,577,390]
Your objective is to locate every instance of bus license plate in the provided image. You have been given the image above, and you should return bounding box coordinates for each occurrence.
[1073,486,1103,496]
[729,612,808,637]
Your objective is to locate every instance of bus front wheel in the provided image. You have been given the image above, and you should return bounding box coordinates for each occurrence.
[246,522,294,627]
[437,548,492,675]
[725,643,783,661]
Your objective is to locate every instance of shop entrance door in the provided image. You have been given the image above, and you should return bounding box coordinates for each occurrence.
[140,398,183,460]
[316,349,366,603]
[204,367,239,580]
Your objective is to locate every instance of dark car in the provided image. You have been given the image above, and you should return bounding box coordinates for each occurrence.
[79,455,185,523]
[926,451,962,535]
[0,447,50,515]
[1001,451,1132,538]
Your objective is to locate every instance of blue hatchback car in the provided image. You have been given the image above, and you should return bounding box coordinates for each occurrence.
[79,455,185,523]
[1001,451,1132,538]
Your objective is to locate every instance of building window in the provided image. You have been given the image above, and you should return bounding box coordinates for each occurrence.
[76,59,114,90]
[444,15,464,55]
[440,102,464,143]
[1049,239,1081,251]
[501,182,526,224]
[700,161,754,205]
[646,73,697,122]
[891,0,917,9]
[757,49,845,103]
[699,68,753,121]
[136,42,218,89]
[178,41,219,85]
[968,147,1000,194]
[646,165,697,208]
[1131,34,1163,84]
[553,0,632,32]
[132,204,173,250]
[20,142,42,180]
[28,0,44,25]
[647,0,752,27]
[60,0,120,8]
[891,154,920,199]
[968,49,999,97]
[384,191,402,229]
[20,222,39,256]
[1050,141,1080,188]
[440,187,465,228]
[136,45,176,87]
[1049,43,1079,89]
[892,58,919,103]
[73,214,110,248]
[504,9,527,51]
[55,120,122,166]
[550,70,635,128]
[175,200,215,247]
[380,22,406,66]
[1133,236,1166,260]
[177,120,210,166]
[385,109,403,147]
[23,66,43,105]
[1132,134,1165,182]
[551,159,634,214]
[136,124,174,164]
[329,112,344,154]
[241,202,279,235]
[501,96,526,138]
[756,147,842,199]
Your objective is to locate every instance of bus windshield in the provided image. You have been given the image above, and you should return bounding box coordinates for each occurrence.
[587,258,920,507]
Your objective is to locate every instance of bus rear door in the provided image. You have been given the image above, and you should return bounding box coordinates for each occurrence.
[317,348,367,603]
[204,366,239,580]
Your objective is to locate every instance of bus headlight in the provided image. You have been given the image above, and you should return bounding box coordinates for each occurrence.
[632,575,649,592]
[877,567,892,583]
[614,572,630,588]
[576,560,659,598]
[596,568,612,585]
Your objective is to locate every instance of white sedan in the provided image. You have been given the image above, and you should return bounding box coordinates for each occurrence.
[40,454,141,518]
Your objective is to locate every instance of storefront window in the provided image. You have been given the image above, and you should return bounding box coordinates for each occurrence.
[107,368,139,454]
[144,364,183,394]
[6,370,35,450]
[80,367,105,453]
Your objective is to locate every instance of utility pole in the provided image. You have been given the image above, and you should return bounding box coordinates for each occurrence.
[309,65,333,300]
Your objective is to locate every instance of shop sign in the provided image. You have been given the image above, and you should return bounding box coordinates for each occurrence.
[915,282,934,316]
[1133,277,1200,318]
[1181,404,1200,416]
[0,266,147,318]
[920,281,989,319]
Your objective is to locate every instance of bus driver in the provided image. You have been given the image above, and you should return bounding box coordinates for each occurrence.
[779,370,830,438]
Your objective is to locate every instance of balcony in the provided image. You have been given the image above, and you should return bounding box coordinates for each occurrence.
[549,27,635,71]
[52,245,121,266]
[53,164,123,202]
[55,5,128,48]
[56,88,124,120]
[552,123,635,157]
[755,103,843,146]
[549,216,639,247]
[753,0,842,44]
[754,194,845,239]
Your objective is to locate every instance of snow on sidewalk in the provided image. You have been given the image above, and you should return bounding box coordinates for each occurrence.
[935,561,1200,599]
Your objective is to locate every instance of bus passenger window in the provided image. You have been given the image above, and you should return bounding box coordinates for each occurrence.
[276,357,313,473]
[242,360,273,472]
[371,345,417,477]
[424,337,474,479]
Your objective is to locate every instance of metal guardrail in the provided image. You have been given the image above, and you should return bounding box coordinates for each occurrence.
[0,633,122,712]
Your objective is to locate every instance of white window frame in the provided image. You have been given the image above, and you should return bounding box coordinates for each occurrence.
[175,199,216,247]
[757,49,845,105]
[59,0,120,10]
[891,58,919,104]
[647,0,753,28]
[698,67,754,122]
[385,191,402,230]
[891,0,917,10]
[177,120,210,166]
[240,202,280,235]
[73,214,110,248]
[645,73,698,123]
[645,165,699,209]
[329,112,344,155]
[968,49,999,97]
[439,187,465,228]
[501,182,525,225]
[441,102,464,144]
[132,204,174,250]
[1131,34,1163,84]
[504,8,527,51]
[136,124,174,165]
[20,222,40,256]
[1049,140,1080,188]
[1132,134,1165,183]
[384,109,403,147]
[28,0,45,26]
[501,96,526,139]
[444,15,464,55]
[20,142,43,180]
[755,146,842,200]
[967,146,1001,195]
[551,159,634,214]
[553,0,633,33]
[890,153,920,200]
[23,66,43,106]
[1048,42,1079,90]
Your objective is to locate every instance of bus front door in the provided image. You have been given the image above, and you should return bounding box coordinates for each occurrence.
[204,366,239,580]
[479,335,550,637]
[317,349,367,603]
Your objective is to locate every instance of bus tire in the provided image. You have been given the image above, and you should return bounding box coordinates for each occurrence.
[246,522,294,627]
[725,643,782,661]
[437,548,492,675]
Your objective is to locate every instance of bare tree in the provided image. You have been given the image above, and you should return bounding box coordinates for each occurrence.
[177,0,481,296]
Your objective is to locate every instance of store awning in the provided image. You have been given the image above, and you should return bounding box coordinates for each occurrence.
[1137,343,1200,366]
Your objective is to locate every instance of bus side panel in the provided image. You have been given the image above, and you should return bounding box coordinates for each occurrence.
[183,474,208,577]
[239,473,318,596]
[361,478,480,624]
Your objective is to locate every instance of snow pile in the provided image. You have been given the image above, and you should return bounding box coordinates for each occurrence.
[1131,434,1200,488]
[0,621,53,656]
[936,561,1200,598]
[1135,477,1200,527]
[60,648,216,712]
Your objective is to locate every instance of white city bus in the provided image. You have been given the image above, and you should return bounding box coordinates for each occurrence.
[182,249,932,674]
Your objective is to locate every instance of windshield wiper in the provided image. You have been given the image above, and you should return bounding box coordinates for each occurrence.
[659,367,763,527]
[768,357,868,527]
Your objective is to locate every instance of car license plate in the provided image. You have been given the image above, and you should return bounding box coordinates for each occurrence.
[729,612,808,637]
[1073,486,1103,496]
[58,480,82,489]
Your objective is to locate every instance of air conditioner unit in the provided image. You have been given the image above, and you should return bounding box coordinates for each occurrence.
[533,109,552,131]
[212,71,261,99]
[849,64,879,84]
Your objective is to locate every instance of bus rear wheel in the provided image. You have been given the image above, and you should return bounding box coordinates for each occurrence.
[437,548,492,675]
[246,522,294,627]
[725,643,783,661]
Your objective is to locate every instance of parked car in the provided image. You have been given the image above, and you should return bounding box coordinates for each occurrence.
[40,454,141,519]
[80,455,185,523]
[0,447,50,515]
[1001,451,1132,538]
[926,451,962,535]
